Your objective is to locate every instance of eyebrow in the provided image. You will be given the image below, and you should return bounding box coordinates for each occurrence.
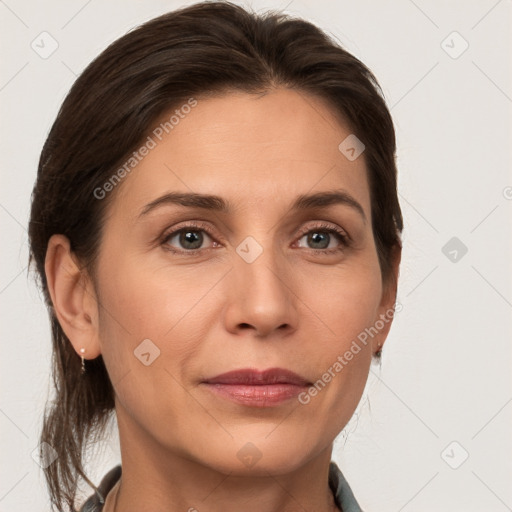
[138,190,367,223]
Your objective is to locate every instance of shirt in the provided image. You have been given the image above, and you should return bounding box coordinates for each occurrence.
[78,461,363,512]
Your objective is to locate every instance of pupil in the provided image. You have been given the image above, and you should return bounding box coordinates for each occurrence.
[181,230,202,249]
[309,232,329,249]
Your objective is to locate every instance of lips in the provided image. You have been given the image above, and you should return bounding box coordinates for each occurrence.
[201,368,311,407]
[203,367,311,386]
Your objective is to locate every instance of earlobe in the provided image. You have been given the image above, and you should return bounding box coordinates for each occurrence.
[44,234,101,359]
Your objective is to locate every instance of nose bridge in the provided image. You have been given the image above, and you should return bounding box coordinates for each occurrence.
[225,231,298,336]
[235,230,286,287]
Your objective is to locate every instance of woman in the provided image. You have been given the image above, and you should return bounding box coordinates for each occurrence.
[28,2,403,511]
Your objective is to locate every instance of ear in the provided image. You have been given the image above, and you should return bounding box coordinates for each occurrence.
[372,243,402,355]
[44,234,102,360]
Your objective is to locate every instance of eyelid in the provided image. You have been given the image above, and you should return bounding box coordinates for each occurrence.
[295,221,349,241]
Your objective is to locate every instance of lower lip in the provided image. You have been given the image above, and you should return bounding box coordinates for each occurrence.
[202,383,308,407]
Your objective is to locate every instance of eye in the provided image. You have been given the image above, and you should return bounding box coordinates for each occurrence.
[161,221,219,253]
[295,223,349,254]
[160,221,350,256]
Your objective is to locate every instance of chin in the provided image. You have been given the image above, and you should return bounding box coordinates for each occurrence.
[192,431,317,477]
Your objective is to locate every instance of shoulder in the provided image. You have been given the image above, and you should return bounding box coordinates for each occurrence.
[329,461,364,512]
[78,465,122,512]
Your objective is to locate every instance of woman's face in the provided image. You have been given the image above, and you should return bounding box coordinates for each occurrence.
[92,88,397,474]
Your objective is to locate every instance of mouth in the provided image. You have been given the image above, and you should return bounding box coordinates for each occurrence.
[201,368,312,408]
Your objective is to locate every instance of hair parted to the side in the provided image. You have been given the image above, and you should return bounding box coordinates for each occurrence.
[28,1,403,510]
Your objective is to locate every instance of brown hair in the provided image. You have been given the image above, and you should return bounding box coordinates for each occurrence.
[28,1,403,510]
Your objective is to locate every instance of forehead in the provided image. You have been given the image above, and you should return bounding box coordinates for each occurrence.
[110,88,370,218]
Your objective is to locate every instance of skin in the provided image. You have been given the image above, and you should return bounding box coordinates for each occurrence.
[45,88,400,512]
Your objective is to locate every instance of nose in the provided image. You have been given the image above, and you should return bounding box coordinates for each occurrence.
[223,243,299,338]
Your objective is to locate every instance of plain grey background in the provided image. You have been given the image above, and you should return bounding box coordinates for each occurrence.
[1,1,511,510]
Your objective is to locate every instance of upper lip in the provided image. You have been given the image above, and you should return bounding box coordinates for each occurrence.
[203,368,311,386]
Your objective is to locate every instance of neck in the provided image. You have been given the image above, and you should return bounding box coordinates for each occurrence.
[106,405,340,512]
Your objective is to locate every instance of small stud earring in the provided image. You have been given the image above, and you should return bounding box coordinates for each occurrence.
[80,348,86,374]
[375,343,382,357]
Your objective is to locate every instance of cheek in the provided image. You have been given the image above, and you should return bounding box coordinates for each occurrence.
[93,254,210,434]
[302,251,382,348]
[94,250,223,383]
[296,255,381,425]
[98,245,208,331]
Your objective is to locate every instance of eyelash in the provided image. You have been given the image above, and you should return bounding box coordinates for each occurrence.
[160,221,350,256]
